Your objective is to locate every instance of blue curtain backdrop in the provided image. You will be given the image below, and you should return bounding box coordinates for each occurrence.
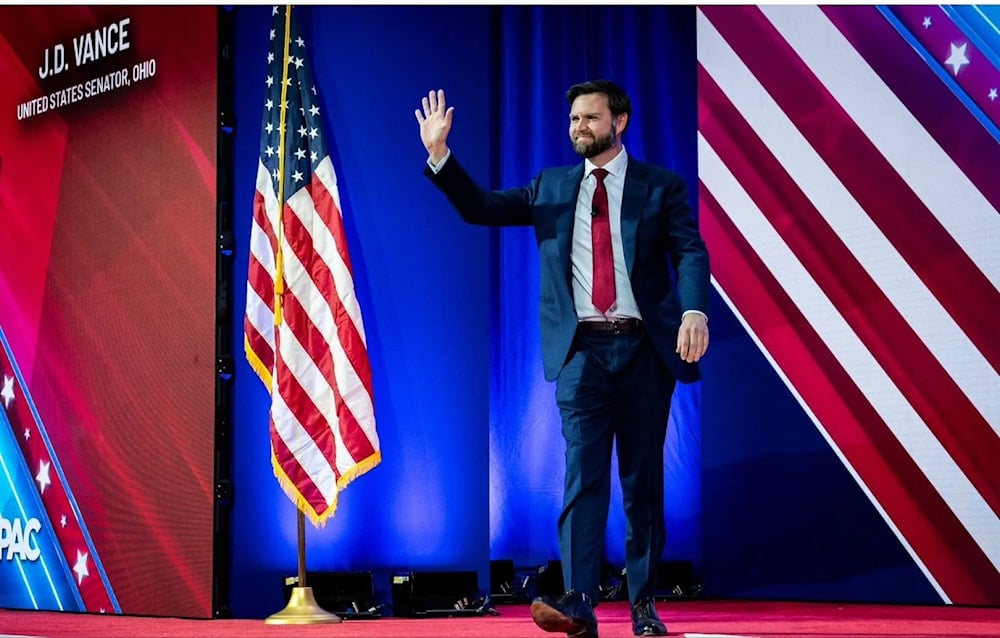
[487,5,702,570]
[229,5,700,617]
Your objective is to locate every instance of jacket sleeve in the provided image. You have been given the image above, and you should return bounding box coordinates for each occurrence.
[662,172,711,316]
[424,155,535,227]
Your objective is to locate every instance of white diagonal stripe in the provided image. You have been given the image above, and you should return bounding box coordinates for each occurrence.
[699,129,1000,571]
[760,4,1000,289]
[697,7,1000,431]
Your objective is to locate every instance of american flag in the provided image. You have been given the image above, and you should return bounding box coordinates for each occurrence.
[698,5,999,604]
[244,5,380,525]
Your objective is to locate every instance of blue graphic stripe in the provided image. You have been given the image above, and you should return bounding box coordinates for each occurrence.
[0,444,46,609]
[878,5,1000,144]
[0,402,71,609]
[0,328,121,612]
[947,5,1000,64]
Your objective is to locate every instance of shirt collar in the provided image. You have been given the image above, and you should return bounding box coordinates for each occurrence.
[585,146,628,179]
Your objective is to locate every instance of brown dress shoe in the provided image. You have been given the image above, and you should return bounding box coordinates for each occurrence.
[530,590,598,638]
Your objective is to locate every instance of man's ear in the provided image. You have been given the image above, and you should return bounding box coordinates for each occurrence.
[617,112,629,133]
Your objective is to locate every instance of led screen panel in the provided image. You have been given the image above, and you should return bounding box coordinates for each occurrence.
[0,6,217,617]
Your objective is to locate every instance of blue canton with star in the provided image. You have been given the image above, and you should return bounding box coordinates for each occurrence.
[260,5,328,202]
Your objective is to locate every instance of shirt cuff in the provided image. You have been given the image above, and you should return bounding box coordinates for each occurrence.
[682,310,708,323]
[426,149,452,174]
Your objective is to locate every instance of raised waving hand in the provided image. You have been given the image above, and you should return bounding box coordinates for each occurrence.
[415,89,454,165]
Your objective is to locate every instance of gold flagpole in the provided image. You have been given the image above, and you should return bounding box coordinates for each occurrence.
[265,509,342,624]
[262,5,340,625]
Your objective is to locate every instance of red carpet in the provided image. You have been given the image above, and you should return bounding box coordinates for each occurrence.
[1,600,998,637]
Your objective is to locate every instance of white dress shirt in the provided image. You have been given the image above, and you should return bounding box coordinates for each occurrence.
[571,147,642,321]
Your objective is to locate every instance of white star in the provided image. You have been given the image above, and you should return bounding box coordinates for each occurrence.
[36,460,51,494]
[989,88,998,101]
[294,148,306,160]
[60,514,67,528]
[922,16,931,29]
[291,170,303,183]
[24,428,30,441]
[296,36,305,48]
[309,104,320,117]
[265,75,274,87]
[1,375,14,408]
[945,42,970,76]
[73,550,90,585]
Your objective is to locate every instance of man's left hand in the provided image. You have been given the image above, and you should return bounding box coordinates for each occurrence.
[676,313,709,363]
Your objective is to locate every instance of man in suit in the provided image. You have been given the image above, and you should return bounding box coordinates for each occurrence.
[415,80,709,638]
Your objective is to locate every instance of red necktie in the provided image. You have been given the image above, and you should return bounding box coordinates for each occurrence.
[590,168,615,313]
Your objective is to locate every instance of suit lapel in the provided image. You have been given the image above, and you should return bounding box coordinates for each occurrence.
[621,160,647,276]
[557,164,584,279]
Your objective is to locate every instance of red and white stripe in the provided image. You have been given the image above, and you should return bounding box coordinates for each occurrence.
[245,154,379,525]
[698,5,1000,604]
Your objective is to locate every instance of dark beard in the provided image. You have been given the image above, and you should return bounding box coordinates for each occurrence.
[572,130,615,158]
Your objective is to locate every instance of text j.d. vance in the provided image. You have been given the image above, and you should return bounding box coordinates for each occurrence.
[38,18,131,80]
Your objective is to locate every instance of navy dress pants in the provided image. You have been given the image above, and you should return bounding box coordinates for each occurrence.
[555,328,676,605]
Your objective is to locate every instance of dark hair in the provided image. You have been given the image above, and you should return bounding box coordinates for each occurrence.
[566,79,632,133]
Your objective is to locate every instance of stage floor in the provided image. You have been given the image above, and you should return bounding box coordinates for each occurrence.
[2,599,999,637]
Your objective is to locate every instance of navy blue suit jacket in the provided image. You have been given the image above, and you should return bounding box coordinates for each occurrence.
[426,154,710,383]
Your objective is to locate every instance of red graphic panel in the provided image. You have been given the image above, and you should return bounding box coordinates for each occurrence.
[0,6,218,617]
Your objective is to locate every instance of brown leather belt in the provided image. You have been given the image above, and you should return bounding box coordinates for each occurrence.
[577,318,643,335]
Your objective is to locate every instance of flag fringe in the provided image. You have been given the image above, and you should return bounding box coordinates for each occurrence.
[337,451,381,491]
[270,450,382,528]
[244,334,274,391]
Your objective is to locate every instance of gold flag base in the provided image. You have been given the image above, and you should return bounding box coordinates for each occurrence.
[264,586,343,625]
